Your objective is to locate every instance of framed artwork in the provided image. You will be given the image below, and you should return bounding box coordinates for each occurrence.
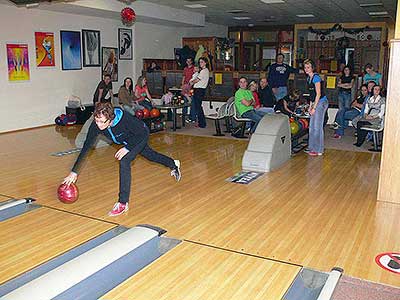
[118,28,132,60]
[82,29,100,67]
[6,43,30,81]
[102,47,118,81]
[35,32,55,67]
[60,30,82,70]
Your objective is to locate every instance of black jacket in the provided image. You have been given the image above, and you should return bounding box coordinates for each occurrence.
[72,108,148,173]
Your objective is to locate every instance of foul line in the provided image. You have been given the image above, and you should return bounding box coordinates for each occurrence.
[184,239,303,268]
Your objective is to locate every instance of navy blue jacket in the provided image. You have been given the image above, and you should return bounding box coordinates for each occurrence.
[72,108,148,173]
[267,63,299,88]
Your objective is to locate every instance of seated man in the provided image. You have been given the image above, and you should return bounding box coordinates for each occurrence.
[234,76,265,134]
[93,74,113,105]
[333,84,369,139]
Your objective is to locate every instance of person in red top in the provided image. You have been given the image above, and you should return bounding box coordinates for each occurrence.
[248,81,273,114]
[181,57,195,87]
[181,57,195,122]
[134,76,153,110]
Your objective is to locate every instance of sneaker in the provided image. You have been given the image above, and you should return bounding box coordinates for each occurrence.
[308,151,323,156]
[333,134,342,139]
[171,159,181,182]
[330,122,339,130]
[108,202,129,217]
[303,148,310,154]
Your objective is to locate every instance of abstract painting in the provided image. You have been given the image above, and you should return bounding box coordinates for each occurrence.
[60,30,82,70]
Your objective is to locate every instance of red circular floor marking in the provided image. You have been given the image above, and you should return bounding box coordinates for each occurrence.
[375,252,400,274]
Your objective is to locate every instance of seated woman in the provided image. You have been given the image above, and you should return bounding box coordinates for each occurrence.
[333,84,369,139]
[248,81,275,114]
[135,76,153,110]
[118,77,141,115]
[274,88,301,116]
[354,84,385,147]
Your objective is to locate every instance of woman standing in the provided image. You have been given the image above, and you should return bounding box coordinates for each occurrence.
[190,57,209,128]
[354,85,385,147]
[304,59,329,156]
[337,65,354,110]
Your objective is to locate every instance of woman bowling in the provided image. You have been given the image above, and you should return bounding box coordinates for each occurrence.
[303,59,329,156]
[63,102,181,217]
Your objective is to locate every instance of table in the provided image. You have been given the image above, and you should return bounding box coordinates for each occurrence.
[155,104,190,131]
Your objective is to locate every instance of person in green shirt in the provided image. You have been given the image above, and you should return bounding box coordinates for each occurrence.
[234,76,266,133]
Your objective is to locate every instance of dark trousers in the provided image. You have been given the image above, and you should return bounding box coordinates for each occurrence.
[355,120,372,146]
[193,88,207,128]
[119,132,175,203]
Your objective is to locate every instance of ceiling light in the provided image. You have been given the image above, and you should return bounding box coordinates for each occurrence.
[184,4,207,8]
[233,16,251,20]
[260,0,285,3]
[368,11,388,15]
[26,3,39,8]
[227,10,246,14]
[296,14,315,18]
[248,23,255,27]
[368,11,389,16]
[359,2,383,7]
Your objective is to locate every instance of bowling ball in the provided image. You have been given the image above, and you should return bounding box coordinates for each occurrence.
[142,108,150,118]
[154,121,164,131]
[135,110,144,119]
[299,119,308,129]
[150,108,160,118]
[297,120,303,131]
[290,121,300,135]
[57,183,79,204]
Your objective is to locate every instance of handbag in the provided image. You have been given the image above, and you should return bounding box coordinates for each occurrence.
[67,95,86,111]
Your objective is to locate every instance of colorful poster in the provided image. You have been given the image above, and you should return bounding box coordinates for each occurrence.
[35,32,55,67]
[7,44,30,82]
[60,30,82,70]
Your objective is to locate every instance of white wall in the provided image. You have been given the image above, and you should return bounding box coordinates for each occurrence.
[0,4,133,133]
[0,4,227,133]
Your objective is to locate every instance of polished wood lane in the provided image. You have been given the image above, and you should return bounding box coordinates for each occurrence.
[101,241,300,300]
[0,207,115,284]
[0,126,398,287]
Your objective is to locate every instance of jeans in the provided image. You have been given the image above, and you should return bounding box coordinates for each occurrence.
[193,88,207,128]
[309,100,329,153]
[182,95,191,118]
[242,110,265,133]
[273,86,288,101]
[119,130,175,203]
[355,120,372,146]
[334,108,361,136]
[338,91,351,110]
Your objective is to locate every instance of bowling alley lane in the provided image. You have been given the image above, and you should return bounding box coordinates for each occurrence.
[0,207,115,284]
[102,241,300,300]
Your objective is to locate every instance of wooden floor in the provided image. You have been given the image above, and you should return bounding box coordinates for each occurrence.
[0,125,399,294]
[101,241,300,300]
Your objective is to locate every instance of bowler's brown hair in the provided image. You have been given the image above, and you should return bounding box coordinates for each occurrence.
[94,102,115,121]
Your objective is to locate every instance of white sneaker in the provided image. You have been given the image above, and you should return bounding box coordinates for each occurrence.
[171,160,181,182]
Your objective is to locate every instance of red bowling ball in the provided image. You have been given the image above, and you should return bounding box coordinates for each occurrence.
[150,108,160,118]
[142,108,150,118]
[57,183,79,204]
[135,110,144,119]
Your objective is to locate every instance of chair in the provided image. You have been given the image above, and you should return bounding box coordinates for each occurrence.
[206,97,235,136]
[230,103,254,138]
[361,119,384,152]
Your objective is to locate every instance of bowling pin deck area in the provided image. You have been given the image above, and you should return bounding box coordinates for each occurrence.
[0,125,399,299]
